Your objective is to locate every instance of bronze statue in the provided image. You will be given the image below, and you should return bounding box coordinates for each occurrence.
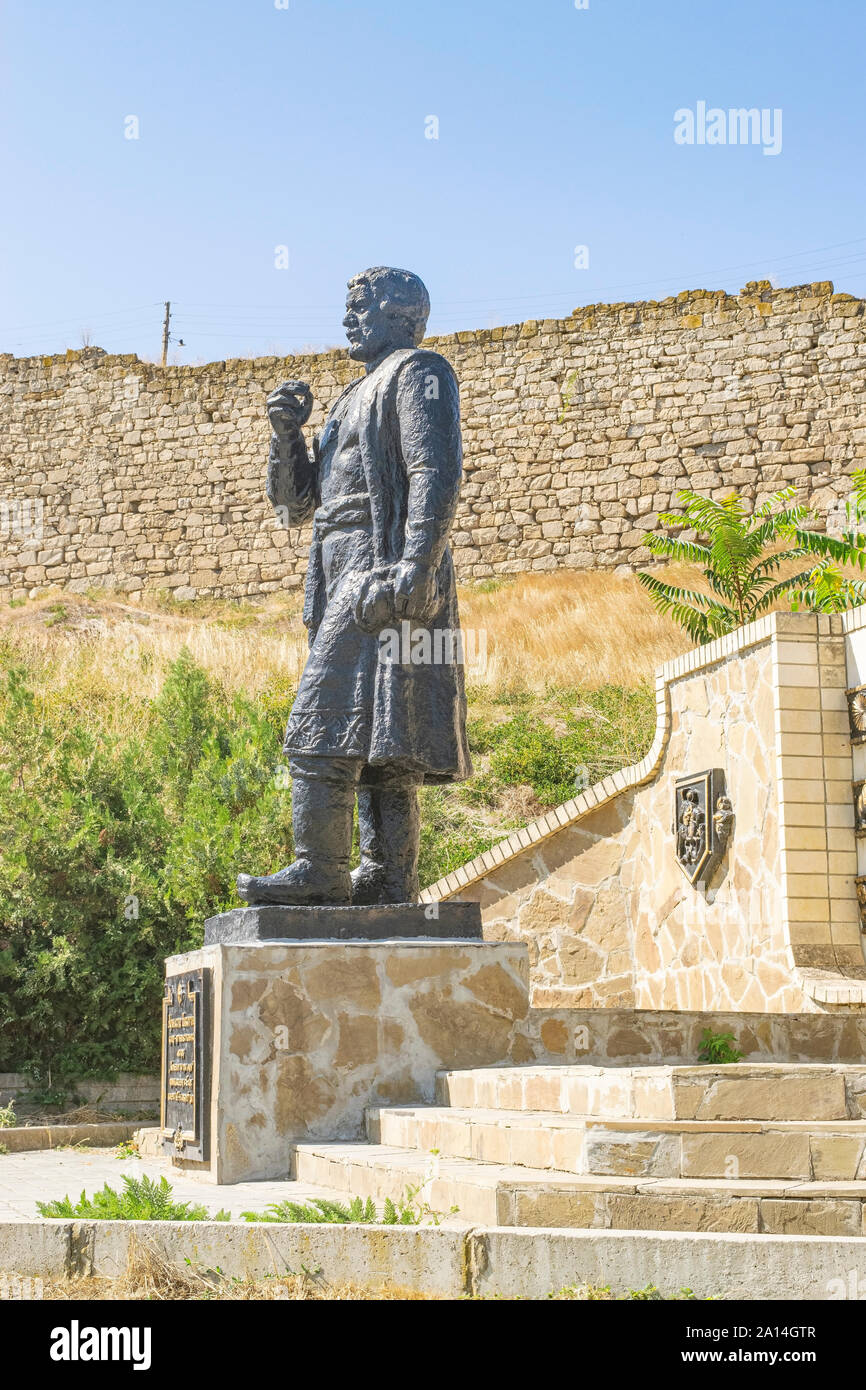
[236,268,471,907]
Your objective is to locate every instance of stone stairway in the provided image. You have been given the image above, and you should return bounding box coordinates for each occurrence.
[290,1062,866,1235]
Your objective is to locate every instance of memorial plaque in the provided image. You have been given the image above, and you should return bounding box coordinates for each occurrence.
[160,966,210,1160]
[673,768,733,887]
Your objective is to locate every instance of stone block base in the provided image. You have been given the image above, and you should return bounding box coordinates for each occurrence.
[203,901,482,945]
[164,938,529,1183]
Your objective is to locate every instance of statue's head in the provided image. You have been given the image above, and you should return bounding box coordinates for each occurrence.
[343,266,430,362]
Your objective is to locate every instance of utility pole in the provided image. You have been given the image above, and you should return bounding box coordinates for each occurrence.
[161,301,171,366]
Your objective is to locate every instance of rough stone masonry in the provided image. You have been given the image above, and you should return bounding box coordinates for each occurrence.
[0,280,863,600]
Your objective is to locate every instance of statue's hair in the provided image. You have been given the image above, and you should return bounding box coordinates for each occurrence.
[348,266,430,346]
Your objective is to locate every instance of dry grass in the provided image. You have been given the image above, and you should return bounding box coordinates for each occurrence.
[10,1104,154,1127]
[459,570,689,690]
[0,590,308,705]
[0,570,688,707]
[11,1244,690,1301]
[24,1240,440,1301]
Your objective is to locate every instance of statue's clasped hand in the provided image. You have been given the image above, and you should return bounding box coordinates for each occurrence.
[354,572,395,634]
[354,560,441,634]
[393,559,440,620]
[267,379,313,434]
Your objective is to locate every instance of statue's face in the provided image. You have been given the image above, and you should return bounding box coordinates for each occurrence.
[342,280,399,361]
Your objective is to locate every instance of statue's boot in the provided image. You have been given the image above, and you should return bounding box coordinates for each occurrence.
[236,771,353,906]
[351,781,421,905]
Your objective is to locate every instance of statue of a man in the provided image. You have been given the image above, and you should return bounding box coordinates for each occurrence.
[237,267,472,908]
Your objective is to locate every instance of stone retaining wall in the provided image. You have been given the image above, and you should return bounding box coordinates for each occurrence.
[0,1073,158,1112]
[425,610,866,1015]
[2,1219,863,1299]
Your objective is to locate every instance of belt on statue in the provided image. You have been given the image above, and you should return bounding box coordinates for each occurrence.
[312,493,372,540]
[303,494,373,634]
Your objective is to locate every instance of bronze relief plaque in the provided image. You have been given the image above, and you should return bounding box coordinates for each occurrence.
[846,683,866,746]
[674,769,733,887]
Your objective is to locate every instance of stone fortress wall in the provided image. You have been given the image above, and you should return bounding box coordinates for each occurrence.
[0,280,864,600]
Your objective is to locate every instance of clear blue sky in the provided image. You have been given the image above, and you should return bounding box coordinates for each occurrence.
[1,0,864,362]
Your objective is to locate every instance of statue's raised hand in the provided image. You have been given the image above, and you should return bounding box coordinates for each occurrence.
[267,380,313,434]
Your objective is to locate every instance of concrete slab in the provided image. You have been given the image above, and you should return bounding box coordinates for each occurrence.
[0,1148,344,1222]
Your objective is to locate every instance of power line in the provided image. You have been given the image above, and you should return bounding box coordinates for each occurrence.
[3,230,866,356]
[170,258,866,336]
[0,303,162,336]
[169,235,866,319]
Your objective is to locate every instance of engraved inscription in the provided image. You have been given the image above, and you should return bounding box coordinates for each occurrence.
[160,967,210,1160]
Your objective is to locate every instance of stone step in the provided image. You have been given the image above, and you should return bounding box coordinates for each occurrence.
[435,1063,866,1122]
[367,1106,866,1181]
[290,1141,866,1235]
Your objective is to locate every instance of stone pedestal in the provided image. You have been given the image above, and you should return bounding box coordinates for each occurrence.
[203,901,483,945]
[162,930,529,1184]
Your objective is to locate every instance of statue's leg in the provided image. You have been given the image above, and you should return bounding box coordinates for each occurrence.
[236,756,359,905]
[351,768,421,905]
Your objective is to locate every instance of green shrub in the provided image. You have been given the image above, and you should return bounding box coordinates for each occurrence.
[547,1282,700,1300]
[469,685,655,807]
[638,480,866,644]
[243,1196,379,1224]
[0,651,293,1080]
[36,1173,230,1221]
[697,1028,743,1065]
[417,786,502,885]
[241,1187,451,1225]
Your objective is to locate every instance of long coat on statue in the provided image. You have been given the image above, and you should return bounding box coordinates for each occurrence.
[272,347,473,784]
